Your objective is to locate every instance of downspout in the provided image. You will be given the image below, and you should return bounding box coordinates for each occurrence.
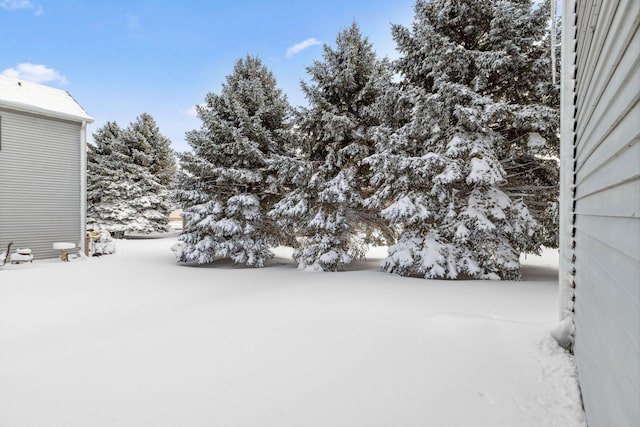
[80,120,88,257]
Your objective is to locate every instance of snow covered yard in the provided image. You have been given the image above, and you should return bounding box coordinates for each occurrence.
[0,237,585,427]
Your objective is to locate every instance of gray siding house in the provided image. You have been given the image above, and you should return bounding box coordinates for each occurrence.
[560,1,639,426]
[0,75,93,259]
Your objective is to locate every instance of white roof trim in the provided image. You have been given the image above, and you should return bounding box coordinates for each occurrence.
[0,75,93,123]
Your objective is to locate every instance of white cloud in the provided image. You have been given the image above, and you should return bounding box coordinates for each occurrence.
[1,0,31,9]
[126,13,138,30]
[179,104,205,117]
[1,63,68,85]
[0,0,43,15]
[286,38,322,58]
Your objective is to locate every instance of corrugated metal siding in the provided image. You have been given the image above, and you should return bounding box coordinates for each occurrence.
[572,1,640,426]
[0,108,82,260]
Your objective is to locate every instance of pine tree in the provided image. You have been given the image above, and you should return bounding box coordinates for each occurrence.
[175,56,293,266]
[87,121,134,236]
[271,22,393,271]
[124,113,177,233]
[401,0,560,250]
[367,0,550,279]
[87,116,177,236]
[87,122,152,237]
[489,0,560,248]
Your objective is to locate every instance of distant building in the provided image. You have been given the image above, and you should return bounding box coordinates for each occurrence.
[560,1,639,426]
[0,75,93,259]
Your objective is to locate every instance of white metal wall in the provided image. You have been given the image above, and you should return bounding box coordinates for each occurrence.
[563,0,640,426]
[0,108,82,260]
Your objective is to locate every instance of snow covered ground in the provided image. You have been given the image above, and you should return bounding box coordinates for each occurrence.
[0,237,585,427]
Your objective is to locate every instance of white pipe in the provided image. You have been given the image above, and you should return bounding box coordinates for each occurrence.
[80,120,88,256]
[559,0,576,320]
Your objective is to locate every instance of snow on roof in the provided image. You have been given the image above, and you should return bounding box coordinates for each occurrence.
[0,74,93,123]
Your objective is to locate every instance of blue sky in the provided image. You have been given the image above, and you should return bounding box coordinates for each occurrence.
[1,0,415,153]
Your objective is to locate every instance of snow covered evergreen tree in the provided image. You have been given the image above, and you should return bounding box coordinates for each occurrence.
[124,113,177,232]
[270,22,393,271]
[404,0,559,250]
[87,115,177,235]
[366,0,551,279]
[175,56,293,266]
[87,121,126,233]
[489,0,561,248]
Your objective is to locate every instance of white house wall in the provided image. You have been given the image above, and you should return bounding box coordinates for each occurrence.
[0,109,82,259]
[562,0,640,426]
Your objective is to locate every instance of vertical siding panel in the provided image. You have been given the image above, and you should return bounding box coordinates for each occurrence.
[0,109,82,260]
